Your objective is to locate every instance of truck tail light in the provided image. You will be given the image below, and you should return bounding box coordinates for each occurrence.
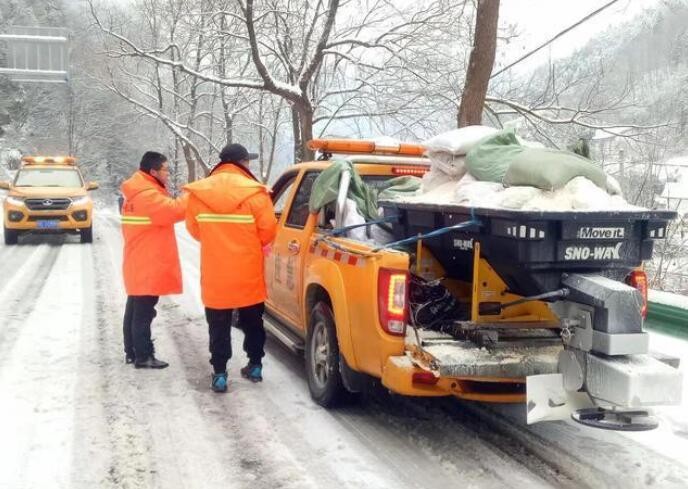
[412,371,439,385]
[626,270,648,319]
[378,268,409,336]
[391,166,429,177]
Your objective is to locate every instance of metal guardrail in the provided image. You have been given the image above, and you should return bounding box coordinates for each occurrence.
[646,298,688,338]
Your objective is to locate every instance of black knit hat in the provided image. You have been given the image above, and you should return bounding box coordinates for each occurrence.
[219,143,258,163]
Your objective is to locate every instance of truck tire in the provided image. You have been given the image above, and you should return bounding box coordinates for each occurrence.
[4,226,18,245]
[306,301,347,407]
[80,226,93,244]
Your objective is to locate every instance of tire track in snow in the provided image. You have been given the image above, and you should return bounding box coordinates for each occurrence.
[86,211,685,489]
[0,243,85,489]
[158,308,326,489]
[264,339,556,489]
[169,233,554,488]
[86,218,165,489]
[0,242,62,368]
[457,400,688,489]
[90,214,257,489]
[0,242,27,280]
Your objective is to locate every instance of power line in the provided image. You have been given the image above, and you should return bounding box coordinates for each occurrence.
[490,0,621,79]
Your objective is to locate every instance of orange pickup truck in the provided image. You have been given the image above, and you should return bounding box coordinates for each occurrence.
[263,139,561,407]
[263,138,682,432]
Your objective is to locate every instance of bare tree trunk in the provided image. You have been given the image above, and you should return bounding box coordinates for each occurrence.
[299,102,315,161]
[181,142,197,182]
[264,101,283,184]
[291,105,302,162]
[258,94,265,180]
[457,0,500,127]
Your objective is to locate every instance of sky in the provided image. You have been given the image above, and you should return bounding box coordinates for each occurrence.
[496,0,662,75]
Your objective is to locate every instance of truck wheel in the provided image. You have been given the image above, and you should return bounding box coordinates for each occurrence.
[306,302,347,407]
[80,226,93,244]
[4,227,18,245]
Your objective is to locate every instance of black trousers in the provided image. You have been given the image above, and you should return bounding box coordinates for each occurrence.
[205,303,266,374]
[123,295,159,360]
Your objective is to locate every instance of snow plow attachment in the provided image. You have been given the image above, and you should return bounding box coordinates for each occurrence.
[381,201,682,430]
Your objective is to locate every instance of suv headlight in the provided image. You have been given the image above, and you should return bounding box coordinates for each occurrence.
[6,196,25,206]
[71,196,91,206]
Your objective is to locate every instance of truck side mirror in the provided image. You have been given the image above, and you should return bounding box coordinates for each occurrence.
[0,181,10,190]
[87,182,99,191]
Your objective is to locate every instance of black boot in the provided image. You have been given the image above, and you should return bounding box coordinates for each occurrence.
[135,356,169,369]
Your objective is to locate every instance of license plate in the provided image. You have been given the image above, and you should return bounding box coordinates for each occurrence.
[37,220,59,229]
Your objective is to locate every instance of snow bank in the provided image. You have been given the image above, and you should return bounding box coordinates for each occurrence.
[649,289,688,310]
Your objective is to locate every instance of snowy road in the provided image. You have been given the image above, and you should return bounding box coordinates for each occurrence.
[1,210,688,489]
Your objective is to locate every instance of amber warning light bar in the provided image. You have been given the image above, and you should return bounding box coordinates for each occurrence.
[22,156,77,165]
[308,138,426,157]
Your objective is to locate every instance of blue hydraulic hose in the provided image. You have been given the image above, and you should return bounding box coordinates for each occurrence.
[373,219,482,252]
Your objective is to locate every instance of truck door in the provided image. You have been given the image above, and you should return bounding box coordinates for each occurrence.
[265,171,298,308]
[267,170,320,329]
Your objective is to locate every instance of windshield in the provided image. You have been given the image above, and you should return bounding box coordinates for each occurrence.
[14,168,83,188]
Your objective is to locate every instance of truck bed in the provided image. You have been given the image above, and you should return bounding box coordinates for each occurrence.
[380,201,677,296]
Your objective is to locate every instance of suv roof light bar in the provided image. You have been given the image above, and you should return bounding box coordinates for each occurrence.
[21,156,77,165]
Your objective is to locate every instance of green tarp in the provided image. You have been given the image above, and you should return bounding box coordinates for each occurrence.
[464,129,522,183]
[308,160,421,220]
[465,129,611,192]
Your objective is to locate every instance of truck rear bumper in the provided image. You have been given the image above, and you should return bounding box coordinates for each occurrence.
[381,355,526,403]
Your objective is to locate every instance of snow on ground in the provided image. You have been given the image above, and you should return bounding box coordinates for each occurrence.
[1,211,688,489]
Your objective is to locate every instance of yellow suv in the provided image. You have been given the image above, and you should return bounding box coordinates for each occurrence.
[0,156,98,245]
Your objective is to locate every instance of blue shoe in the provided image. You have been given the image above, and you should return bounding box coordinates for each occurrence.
[241,363,263,382]
[211,372,228,392]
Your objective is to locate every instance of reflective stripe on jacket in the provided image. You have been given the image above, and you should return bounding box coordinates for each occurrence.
[120,171,186,296]
[183,163,277,309]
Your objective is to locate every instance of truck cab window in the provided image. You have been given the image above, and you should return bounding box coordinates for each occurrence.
[271,174,297,218]
[286,171,319,228]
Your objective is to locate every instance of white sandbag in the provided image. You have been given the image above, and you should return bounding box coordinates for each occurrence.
[370,223,395,245]
[521,177,638,211]
[454,172,504,207]
[606,174,623,196]
[522,192,575,211]
[567,177,610,210]
[425,153,467,179]
[341,198,367,241]
[498,186,543,209]
[403,180,457,205]
[423,125,498,155]
[421,168,450,192]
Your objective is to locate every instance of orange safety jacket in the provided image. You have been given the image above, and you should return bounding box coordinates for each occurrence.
[120,171,186,296]
[184,163,277,309]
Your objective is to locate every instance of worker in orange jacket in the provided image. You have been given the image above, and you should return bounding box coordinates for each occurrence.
[121,151,186,369]
[184,144,277,392]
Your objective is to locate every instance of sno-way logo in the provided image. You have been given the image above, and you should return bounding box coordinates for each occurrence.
[453,238,474,251]
[576,227,625,239]
[564,243,623,261]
